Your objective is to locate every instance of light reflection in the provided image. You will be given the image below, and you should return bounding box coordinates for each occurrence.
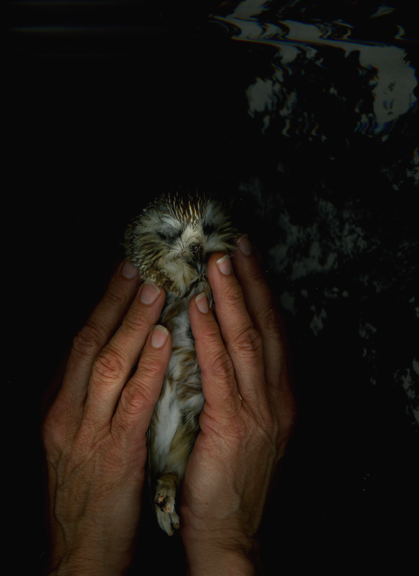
[211,0,418,139]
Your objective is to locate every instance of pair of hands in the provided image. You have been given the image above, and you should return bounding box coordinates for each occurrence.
[42,236,296,575]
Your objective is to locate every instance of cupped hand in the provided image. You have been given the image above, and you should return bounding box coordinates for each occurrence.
[42,261,171,576]
[181,236,296,573]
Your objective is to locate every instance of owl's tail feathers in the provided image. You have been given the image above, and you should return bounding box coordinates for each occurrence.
[155,472,180,536]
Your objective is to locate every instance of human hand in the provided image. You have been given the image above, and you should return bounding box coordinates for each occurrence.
[42,261,171,576]
[181,236,296,575]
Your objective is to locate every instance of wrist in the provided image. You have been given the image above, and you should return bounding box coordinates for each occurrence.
[182,533,261,576]
[46,557,120,576]
[46,518,135,576]
[46,545,130,576]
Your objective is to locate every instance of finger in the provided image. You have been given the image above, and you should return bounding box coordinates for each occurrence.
[233,237,296,428]
[233,236,288,391]
[188,291,242,416]
[54,259,140,414]
[112,325,172,442]
[206,252,266,404]
[83,280,166,425]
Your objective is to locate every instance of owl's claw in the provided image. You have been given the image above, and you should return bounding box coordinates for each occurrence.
[156,492,175,514]
[154,473,180,535]
[155,474,177,513]
[156,507,180,536]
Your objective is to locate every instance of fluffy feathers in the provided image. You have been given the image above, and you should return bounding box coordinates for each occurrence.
[124,190,237,535]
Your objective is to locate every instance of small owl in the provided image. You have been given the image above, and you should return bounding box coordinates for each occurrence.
[124,190,238,535]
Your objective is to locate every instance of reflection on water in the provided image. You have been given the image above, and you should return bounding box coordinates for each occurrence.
[210,0,418,138]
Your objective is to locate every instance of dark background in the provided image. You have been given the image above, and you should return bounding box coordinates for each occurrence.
[4,1,419,574]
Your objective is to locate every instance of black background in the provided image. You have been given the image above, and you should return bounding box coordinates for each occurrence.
[4,1,419,574]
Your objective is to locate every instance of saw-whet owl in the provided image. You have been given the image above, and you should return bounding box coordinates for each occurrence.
[124,191,238,535]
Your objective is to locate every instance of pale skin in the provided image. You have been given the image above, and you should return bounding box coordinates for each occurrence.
[42,235,296,575]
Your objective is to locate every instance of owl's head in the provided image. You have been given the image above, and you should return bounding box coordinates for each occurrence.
[124,191,238,297]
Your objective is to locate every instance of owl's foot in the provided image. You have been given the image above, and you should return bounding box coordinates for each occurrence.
[155,473,177,513]
[156,507,180,536]
[154,473,180,536]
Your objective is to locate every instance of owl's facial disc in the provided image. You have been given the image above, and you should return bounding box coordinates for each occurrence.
[156,222,205,296]
[187,242,204,273]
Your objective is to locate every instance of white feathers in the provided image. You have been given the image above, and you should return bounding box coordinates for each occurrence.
[152,385,182,471]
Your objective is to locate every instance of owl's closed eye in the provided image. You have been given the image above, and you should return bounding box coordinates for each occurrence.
[124,191,237,297]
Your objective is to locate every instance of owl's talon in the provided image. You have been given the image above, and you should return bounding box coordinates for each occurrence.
[155,491,175,514]
[156,507,180,536]
[155,474,177,512]
[154,474,180,535]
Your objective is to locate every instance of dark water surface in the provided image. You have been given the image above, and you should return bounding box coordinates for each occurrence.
[5,1,418,574]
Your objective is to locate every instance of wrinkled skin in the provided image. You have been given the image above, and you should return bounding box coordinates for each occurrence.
[42,237,296,575]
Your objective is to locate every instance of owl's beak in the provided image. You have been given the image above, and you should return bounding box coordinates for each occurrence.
[190,244,204,275]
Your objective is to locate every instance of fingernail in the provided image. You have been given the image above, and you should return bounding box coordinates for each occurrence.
[140,281,160,305]
[237,234,252,256]
[122,259,138,279]
[216,255,231,275]
[151,325,168,348]
[195,292,209,313]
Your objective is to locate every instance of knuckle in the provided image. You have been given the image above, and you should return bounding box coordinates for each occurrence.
[122,312,148,336]
[106,280,130,306]
[41,407,66,453]
[223,282,244,307]
[232,325,262,356]
[120,385,151,417]
[138,357,166,383]
[199,324,222,347]
[93,349,126,382]
[73,322,106,356]
[203,349,235,382]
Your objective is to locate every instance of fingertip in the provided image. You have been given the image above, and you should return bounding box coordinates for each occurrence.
[216,254,232,275]
[236,234,253,256]
[233,236,264,278]
[121,258,139,279]
[195,292,209,314]
[207,251,226,271]
[150,325,169,348]
[140,281,161,305]
[188,290,217,337]
[207,252,235,286]
[189,292,210,334]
